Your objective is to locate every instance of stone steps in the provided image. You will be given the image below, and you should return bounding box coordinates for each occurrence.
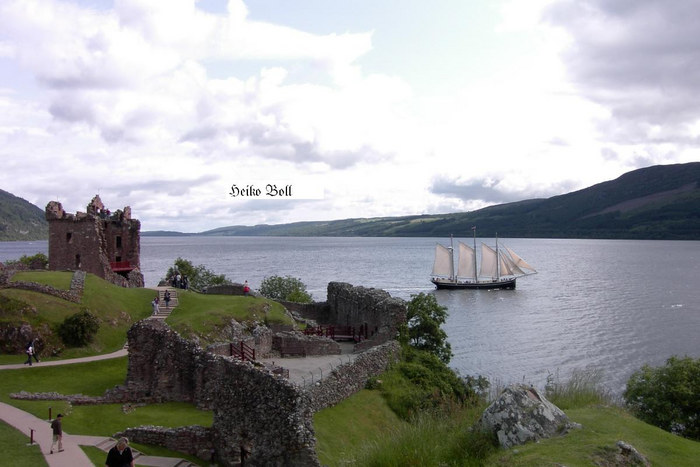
[149,288,179,320]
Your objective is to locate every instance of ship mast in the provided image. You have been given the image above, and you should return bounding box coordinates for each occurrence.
[472,226,478,284]
[495,232,500,280]
[450,234,456,283]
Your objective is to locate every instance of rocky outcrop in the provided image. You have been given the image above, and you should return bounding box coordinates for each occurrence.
[477,384,580,449]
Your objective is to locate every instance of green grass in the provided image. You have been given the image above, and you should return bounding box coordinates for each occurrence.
[0,357,212,465]
[314,389,407,466]
[0,272,154,361]
[0,421,48,467]
[11,270,73,290]
[488,406,700,466]
[166,291,293,343]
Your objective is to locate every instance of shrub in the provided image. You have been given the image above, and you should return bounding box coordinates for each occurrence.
[258,275,312,303]
[58,309,100,347]
[624,356,700,440]
[380,346,475,420]
[399,292,452,364]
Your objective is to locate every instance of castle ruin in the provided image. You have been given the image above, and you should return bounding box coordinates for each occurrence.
[45,195,144,287]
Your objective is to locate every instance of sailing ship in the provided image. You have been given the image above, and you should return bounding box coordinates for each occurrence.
[430,229,537,290]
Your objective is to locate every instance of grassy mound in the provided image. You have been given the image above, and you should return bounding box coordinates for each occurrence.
[0,271,295,361]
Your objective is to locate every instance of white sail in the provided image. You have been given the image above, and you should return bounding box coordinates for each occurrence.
[456,242,476,279]
[432,244,453,277]
[500,251,525,276]
[479,243,499,278]
[506,246,537,272]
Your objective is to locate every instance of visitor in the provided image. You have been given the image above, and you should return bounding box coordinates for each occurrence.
[50,414,63,454]
[24,342,38,366]
[151,297,159,315]
[105,437,135,467]
[243,280,250,296]
[164,289,171,308]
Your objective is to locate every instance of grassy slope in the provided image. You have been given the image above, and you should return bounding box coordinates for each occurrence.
[490,406,700,466]
[315,391,700,466]
[314,389,407,466]
[166,290,294,343]
[0,421,48,467]
[0,271,154,362]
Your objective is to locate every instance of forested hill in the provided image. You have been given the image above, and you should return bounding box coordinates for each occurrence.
[194,162,700,240]
[0,189,47,241]
[3,163,699,241]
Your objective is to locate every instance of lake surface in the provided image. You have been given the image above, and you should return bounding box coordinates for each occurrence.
[2,236,699,394]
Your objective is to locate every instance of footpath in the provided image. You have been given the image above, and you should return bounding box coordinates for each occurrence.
[0,349,195,467]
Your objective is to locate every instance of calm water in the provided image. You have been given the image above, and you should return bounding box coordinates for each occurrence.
[2,237,699,394]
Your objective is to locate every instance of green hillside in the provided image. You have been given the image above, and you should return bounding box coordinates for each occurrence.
[0,189,47,241]
[192,162,700,239]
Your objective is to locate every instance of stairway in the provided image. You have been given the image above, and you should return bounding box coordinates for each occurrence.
[151,288,179,320]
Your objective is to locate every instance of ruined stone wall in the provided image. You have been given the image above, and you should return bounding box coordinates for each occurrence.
[115,426,215,462]
[122,320,319,466]
[324,282,407,348]
[272,331,341,356]
[307,340,400,412]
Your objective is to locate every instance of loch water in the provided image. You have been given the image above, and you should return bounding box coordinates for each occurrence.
[2,236,699,394]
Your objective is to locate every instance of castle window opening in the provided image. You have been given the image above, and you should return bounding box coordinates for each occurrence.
[75,254,81,269]
[116,235,122,248]
[66,232,72,243]
[116,256,122,263]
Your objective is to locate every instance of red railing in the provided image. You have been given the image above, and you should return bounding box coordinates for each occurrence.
[230,341,256,361]
[110,261,132,271]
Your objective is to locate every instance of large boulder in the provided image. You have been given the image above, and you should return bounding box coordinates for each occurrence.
[477,384,579,448]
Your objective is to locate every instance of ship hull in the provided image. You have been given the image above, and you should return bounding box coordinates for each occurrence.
[431,277,517,290]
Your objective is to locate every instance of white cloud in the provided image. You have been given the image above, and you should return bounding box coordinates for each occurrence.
[0,0,697,232]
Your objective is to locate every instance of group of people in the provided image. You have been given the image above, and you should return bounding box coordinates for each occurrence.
[50,413,135,465]
[170,272,188,290]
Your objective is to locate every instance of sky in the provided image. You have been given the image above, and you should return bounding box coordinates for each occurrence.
[1,0,699,233]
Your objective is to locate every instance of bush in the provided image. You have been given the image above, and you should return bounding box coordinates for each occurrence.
[258,275,312,303]
[624,355,700,440]
[380,346,475,420]
[399,292,452,364]
[165,257,231,291]
[58,309,100,347]
[3,253,48,270]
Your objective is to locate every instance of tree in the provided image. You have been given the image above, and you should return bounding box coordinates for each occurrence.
[624,355,700,440]
[58,309,100,347]
[400,292,452,364]
[258,275,312,303]
[165,257,231,291]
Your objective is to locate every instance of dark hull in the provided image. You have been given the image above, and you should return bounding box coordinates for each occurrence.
[431,277,517,290]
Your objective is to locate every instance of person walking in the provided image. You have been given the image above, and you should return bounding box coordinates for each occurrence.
[105,437,135,467]
[24,342,37,366]
[164,289,171,308]
[30,339,40,363]
[50,413,63,454]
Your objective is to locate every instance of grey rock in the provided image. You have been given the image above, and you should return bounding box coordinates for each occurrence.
[477,384,578,449]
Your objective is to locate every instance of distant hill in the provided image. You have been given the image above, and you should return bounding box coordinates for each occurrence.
[0,190,47,241]
[175,162,700,240]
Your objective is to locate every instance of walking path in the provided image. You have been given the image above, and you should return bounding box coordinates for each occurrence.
[0,349,196,466]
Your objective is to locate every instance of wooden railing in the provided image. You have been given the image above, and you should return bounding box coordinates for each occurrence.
[230,341,256,361]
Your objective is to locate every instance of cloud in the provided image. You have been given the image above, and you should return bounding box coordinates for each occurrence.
[545,0,700,141]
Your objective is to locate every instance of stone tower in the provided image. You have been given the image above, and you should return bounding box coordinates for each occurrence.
[45,195,144,287]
